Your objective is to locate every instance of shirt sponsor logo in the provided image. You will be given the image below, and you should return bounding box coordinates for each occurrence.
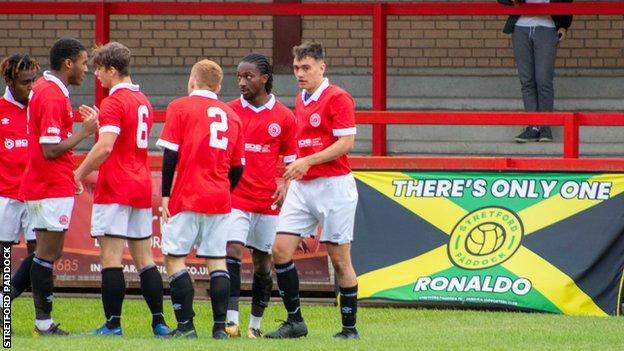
[268,123,281,137]
[4,138,27,149]
[245,143,271,153]
[47,127,60,135]
[309,113,321,127]
[1,117,9,125]
[298,137,323,148]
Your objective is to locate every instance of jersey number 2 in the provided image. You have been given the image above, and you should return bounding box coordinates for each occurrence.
[208,107,228,150]
[137,105,149,149]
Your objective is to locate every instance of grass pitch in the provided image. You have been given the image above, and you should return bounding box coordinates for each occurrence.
[8,296,624,350]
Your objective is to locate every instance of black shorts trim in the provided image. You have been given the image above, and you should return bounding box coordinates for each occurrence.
[276,231,302,237]
[0,240,19,245]
[91,234,151,241]
[165,253,189,258]
[245,244,270,254]
[196,255,227,259]
[26,239,37,244]
[226,240,246,246]
[34,228,66,233]
[320,240,353,246]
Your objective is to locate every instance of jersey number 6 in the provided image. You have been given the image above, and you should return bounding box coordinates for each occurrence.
[137,105,149,149]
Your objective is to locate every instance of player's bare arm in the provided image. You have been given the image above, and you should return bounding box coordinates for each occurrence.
[74,132,118,193]
[41,107,99,159]
[271,178,291,209]
[283,135,354,181]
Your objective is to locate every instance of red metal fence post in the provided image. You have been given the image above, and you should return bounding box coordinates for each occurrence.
[94,1,110,105]
[563,113,580,159]
[372,3,387,156]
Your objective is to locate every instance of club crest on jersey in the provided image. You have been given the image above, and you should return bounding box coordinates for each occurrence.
[4,138,14,150]
[1,117,9,125]
[59,215,69,226]
[268,123,281,137]
[309,113,321,127]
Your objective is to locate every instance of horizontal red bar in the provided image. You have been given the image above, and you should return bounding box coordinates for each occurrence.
[71,154,624,172]
[2,2,624,16]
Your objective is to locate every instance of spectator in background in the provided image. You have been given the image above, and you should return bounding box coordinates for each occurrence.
[498,0,573,143]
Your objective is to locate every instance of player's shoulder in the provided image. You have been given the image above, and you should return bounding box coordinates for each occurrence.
[272,99,296,120]
[226,97,242,110]
[326,83,354,100]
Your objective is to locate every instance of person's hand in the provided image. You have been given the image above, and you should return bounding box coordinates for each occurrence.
[73,172,84,195]
[271,181,290,210]
[78,105,100,136]
[160,197,171,223]
[283,158,311,181]
[557,28,567,42]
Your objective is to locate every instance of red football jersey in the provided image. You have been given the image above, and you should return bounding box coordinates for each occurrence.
[21,71,76,200]
[228,95,297,215]
[94,83,153,208]
[0,88,29,200]
[294,78,356,180]
[157,90,245,216]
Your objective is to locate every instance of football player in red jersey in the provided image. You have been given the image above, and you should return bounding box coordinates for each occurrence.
[223,54,297,338]
[0,54,39,300]
[157,59,245,339]
[74,42,171,337]
[21,37,99,336]
[265,42,360,340]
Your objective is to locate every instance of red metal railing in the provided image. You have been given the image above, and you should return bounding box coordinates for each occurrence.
[5,2,624,169]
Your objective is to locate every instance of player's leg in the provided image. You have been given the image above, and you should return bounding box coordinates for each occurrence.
[223,209,250,337]
[245,213,278,338]
[28,197,73,336]
[161,212,198,338]
[320,173,359,339]
[0,197,34,300]
[265,181,315,339]
[224,242,243,336]
[30,229,67,335]
[88,236,125,335]
[197,213,231,340]
[127,207,170,336]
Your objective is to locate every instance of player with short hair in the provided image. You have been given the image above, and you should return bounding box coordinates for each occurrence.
[20,37,99,336]
[223,53,297,338]
[157,59,245,339]
[0,53,39,300]
[265,41,360,340]
[74,41,171,337]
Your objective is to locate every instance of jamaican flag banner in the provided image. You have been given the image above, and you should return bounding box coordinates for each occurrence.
[352,171,624,316]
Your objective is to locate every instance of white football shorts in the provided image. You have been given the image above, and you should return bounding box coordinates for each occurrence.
[276,173,358,244]
[91,204,153,240]
[0,196,35,243]
[227,208,278,253]
[161,211,229,258]
[26,197,74,232]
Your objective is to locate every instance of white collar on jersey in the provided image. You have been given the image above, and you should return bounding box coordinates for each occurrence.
[3,87,25,109]
[189,89,218,100]
[43,70,70,97]
[109,82,140,95]
[301,78,329,106]
[240,94,276,113]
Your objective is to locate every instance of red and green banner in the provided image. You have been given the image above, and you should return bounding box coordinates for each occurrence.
[353,171,624,316]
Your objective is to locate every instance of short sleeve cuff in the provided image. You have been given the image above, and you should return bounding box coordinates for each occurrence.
[156,139,179,151]
[333,127,357,137]
[283,155,297,163]
[39,136,62,144]
[99,125,121,135]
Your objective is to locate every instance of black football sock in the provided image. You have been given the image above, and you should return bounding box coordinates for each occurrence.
[30,257,54,321]
[225,257,241,315]
[275,261,303,322]
[251,271,272,318]
[139,264,166,327]
[11,253,34,300]
[210,270,230,332]
[170,269,195,332]
[339,285,358,330]
[102,267,125,329]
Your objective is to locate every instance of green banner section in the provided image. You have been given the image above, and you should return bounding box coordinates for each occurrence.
[352,171,624,316]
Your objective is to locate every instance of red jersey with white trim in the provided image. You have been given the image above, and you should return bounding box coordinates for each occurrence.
[294,78,356,180]
[21,72,75,200]
[94,83,153,208]
[0,88,29,200]
[228,95,297,215]
[157,90,245,216]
